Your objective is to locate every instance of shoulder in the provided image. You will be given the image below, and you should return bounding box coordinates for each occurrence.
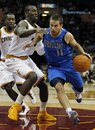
[14,20,28,34]
[0,26,5,32]
[62,28,67,33]
[65,32,73,37]
[18,20,28,28]
[64,32,74,44]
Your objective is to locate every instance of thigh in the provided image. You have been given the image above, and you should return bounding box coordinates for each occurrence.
[66,71,84,88]
[27,57,44,80]
[0,62,14,88]
[48,67,66,82]
[5,58,33,78]
[14,74,25,84]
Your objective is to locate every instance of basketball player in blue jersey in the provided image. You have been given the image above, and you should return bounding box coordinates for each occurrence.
[28,14,92,125]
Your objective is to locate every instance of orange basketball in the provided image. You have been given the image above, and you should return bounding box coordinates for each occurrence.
[73,54,91,72]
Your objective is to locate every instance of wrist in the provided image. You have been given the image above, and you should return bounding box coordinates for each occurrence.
[83,53,92,63]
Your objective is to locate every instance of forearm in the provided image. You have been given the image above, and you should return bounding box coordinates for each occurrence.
[31,33,43,46]
[32,37,41,46]
[74,44,85,54]
[74,43,92,62]
[23,32,43,49]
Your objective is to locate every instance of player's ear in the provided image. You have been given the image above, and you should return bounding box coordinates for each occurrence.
[25,12,27,17]
[61,24,63,28]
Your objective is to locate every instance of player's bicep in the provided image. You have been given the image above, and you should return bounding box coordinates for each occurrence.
[65,32,78,47]
[15,21,28,35]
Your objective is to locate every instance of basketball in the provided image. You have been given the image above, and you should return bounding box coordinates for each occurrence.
[73,54,91,72]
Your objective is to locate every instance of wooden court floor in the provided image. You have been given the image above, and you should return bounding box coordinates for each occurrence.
[0,82,95,130]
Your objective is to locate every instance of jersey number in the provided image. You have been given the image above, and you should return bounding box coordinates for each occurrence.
[56,48,63,56]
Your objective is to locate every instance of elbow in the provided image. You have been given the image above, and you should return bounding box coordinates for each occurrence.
[19,33,25,38]
[16,30,26,38]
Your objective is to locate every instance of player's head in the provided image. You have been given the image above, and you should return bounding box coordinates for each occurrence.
[25,5,38,22]
[49,14,63,36]
[4,13,16,29]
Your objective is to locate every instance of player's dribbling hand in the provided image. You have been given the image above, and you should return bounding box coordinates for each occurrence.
[84,53,92,63]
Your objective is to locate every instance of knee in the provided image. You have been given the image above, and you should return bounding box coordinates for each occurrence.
[55,83,65,93]
[37,80,48,102]
[50,78,65,87]
[37,80,47,89]
[27,72,37,82]
[74,87,83,93]
[50,78,65,93]
[3,81,15,90]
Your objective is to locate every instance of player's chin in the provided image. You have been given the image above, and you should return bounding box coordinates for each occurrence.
[34,18,38,22]
[51,32,58,36]
[34,16,38,20]
[9,25,15,29]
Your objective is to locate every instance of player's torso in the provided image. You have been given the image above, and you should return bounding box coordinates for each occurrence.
[0,27,14,59]
[43,28,73,67]
[7,20,35,56]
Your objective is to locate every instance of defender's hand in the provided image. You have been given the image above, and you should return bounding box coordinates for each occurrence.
[23,44,32,49]
[35,23,47,34]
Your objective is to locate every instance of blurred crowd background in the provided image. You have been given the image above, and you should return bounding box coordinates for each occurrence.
[0,0,95,83]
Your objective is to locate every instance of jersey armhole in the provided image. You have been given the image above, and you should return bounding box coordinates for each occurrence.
[42,34,45,43]
[62,32,69,45]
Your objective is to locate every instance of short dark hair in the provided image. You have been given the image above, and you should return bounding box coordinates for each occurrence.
[4,13,15,21]
[24,5,35,13]
[50,14,63,24]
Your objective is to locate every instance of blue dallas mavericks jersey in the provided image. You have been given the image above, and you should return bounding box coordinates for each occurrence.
[43,28,73,69]
[43,28,83,88]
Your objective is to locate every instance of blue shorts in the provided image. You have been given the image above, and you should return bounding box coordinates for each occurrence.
[48,67,83,89]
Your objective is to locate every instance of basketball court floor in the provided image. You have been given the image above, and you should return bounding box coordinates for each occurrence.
[0,82,95,130]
